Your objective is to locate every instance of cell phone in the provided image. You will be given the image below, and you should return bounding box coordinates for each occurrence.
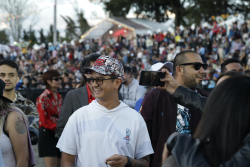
[139,70,166,87]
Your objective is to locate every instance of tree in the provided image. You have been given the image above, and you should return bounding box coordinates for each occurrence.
[77,10,91,36]
[233,0,250,21]
[29,26,37,46]
[0,0,38,42]
[23,30,29,41]
[104,0,244,26]
[39,29,46,44]
[185,0,243,25]
[61,16,79,40]
[0,30,9,44]
[104,0,170,23]
[47,25,60,43]
[61,0,90,40]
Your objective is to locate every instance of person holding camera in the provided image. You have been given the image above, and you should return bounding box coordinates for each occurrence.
[140,50,209,167]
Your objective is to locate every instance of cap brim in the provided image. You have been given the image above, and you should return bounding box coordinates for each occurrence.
[0,96,13,103]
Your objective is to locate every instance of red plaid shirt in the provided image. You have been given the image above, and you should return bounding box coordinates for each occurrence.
[36,89,63,131]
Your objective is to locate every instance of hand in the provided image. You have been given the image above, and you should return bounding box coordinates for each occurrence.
[106,154,128,167]
[30,131,38,145]
[160,69,180,94]
[162,143,170,164]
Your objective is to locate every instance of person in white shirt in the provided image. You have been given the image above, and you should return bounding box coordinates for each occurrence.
[57,55,154,167]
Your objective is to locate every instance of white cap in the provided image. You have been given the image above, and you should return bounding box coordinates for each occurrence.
[150,62,173,72]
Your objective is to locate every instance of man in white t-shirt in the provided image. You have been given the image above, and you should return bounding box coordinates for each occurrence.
[57,55,154,167]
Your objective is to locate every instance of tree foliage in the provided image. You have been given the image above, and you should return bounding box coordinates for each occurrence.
[0,30,9,44]
[39,29,46,44]
[21,27,37,46]
[0,0,38,41]
[28,26,37,46]
[47,25,60,43]
[104,0,249,26]
[61,0,90,41]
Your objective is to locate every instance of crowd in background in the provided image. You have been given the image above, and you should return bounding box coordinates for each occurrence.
[1,20,250,90]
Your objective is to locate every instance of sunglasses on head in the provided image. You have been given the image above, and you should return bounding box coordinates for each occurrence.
[179,62,208,70]
[52,77,62,81]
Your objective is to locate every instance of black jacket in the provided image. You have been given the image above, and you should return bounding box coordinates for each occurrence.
[173,86,207,114]
[141,88,209,167]
[163,133,250,167]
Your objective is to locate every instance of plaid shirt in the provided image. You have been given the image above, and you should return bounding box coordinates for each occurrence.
[13,91,39,137]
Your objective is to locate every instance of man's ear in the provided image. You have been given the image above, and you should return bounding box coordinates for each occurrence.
[176,66,184,76]
[114,79,122,90]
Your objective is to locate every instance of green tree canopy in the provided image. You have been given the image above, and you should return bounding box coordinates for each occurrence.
[47,25,60,43]
[104,0,247,26]
[61,1,90,41]
[0,30,9,44]
[39,29,46,44]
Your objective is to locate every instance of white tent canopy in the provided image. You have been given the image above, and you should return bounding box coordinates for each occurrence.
[82,17,136,39]
[81,17,173,39]
[0,44,10,53]
[82,18,115,39]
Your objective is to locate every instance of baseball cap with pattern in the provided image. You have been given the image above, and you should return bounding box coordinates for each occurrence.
[83,55,124,78]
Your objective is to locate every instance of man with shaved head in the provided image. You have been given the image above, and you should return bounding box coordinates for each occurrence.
[140,50,209,167]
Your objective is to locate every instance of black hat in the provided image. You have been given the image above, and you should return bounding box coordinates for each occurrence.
[0,79,13,103]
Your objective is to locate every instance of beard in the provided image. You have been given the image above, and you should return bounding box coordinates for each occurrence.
[183,72,203,90]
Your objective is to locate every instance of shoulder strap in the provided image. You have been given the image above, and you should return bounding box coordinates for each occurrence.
[3,112,11,137]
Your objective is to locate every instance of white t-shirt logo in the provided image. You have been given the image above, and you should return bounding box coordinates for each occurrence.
[124,128,131,144]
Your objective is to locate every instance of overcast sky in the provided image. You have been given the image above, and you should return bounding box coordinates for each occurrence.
[0,0,135,38]
[26,0,109,36]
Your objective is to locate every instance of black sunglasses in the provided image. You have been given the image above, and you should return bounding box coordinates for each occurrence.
[86,77,116,86]
[179,62,208,70]
[52,77,62,81]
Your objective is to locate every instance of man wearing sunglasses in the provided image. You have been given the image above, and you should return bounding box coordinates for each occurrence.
[57,56,154,167]
[140,50,209,167]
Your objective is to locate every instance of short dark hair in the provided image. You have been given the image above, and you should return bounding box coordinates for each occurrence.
[216,71,243,83]
[80,53,101,85]
[42,70,60,89]
[220,58,240,73]
[124,66,132,74]
[80,53,101,70]
[173,50,199,76]
[0,59,19,73]
[194,76,250,166]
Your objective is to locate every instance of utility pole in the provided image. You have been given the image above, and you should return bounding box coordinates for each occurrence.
[53,0,57,46]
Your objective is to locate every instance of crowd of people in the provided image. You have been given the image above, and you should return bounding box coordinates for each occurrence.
[0,21,250,91]
[0,19,250,167]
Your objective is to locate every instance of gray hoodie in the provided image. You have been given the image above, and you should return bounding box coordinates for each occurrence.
[119,78,146,108]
